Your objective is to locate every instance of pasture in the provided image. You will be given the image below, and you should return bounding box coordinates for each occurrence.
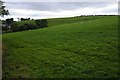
[2,16,118,78]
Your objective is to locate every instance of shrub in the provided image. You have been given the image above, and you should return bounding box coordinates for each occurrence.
[19,25,25,31]
[35,19,48,28]
[11,22,19,32]
[10,19,48,32]
[2,26,8,31]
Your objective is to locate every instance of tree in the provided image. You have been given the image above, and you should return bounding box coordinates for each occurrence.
[27,18,30,20]
[10,22,19,32]
[6,18,14,28]
[0,0,9,17]
[41,19,47,27]
[35,19,48,28]
[20,18,31,21]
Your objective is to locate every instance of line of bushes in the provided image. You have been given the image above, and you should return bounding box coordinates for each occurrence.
[10,19,48,32]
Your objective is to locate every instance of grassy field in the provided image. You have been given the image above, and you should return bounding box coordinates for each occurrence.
[14,16,107,27]
[2,16,118,78]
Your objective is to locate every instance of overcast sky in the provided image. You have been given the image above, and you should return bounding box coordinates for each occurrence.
[1,2,118,21]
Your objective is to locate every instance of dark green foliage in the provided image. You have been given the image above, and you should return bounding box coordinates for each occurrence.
[35,20,40,28]
[2,18,14,33]
[2,26,8,31]
[35,19,48,28]
[6,18,14,27]
[10,19,47,32]
[18,25,25,31]
[10,22,19,32]
[41,19,48,28]
[23,24,37,30]
[11,23,37,32]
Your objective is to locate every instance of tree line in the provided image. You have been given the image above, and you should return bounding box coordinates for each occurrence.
[2,18,48,33]
[75,15,118,17]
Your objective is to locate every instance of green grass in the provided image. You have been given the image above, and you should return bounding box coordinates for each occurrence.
[15,16,107,27]
[2,16,118,78]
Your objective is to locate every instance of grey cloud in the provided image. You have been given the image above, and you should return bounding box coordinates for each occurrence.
[102,8,118,13]
[6,2,116,11]
[3,2,118,20]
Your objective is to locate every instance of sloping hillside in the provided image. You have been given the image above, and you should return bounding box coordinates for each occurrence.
[2,16,118,78]
[15,16,108,27]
